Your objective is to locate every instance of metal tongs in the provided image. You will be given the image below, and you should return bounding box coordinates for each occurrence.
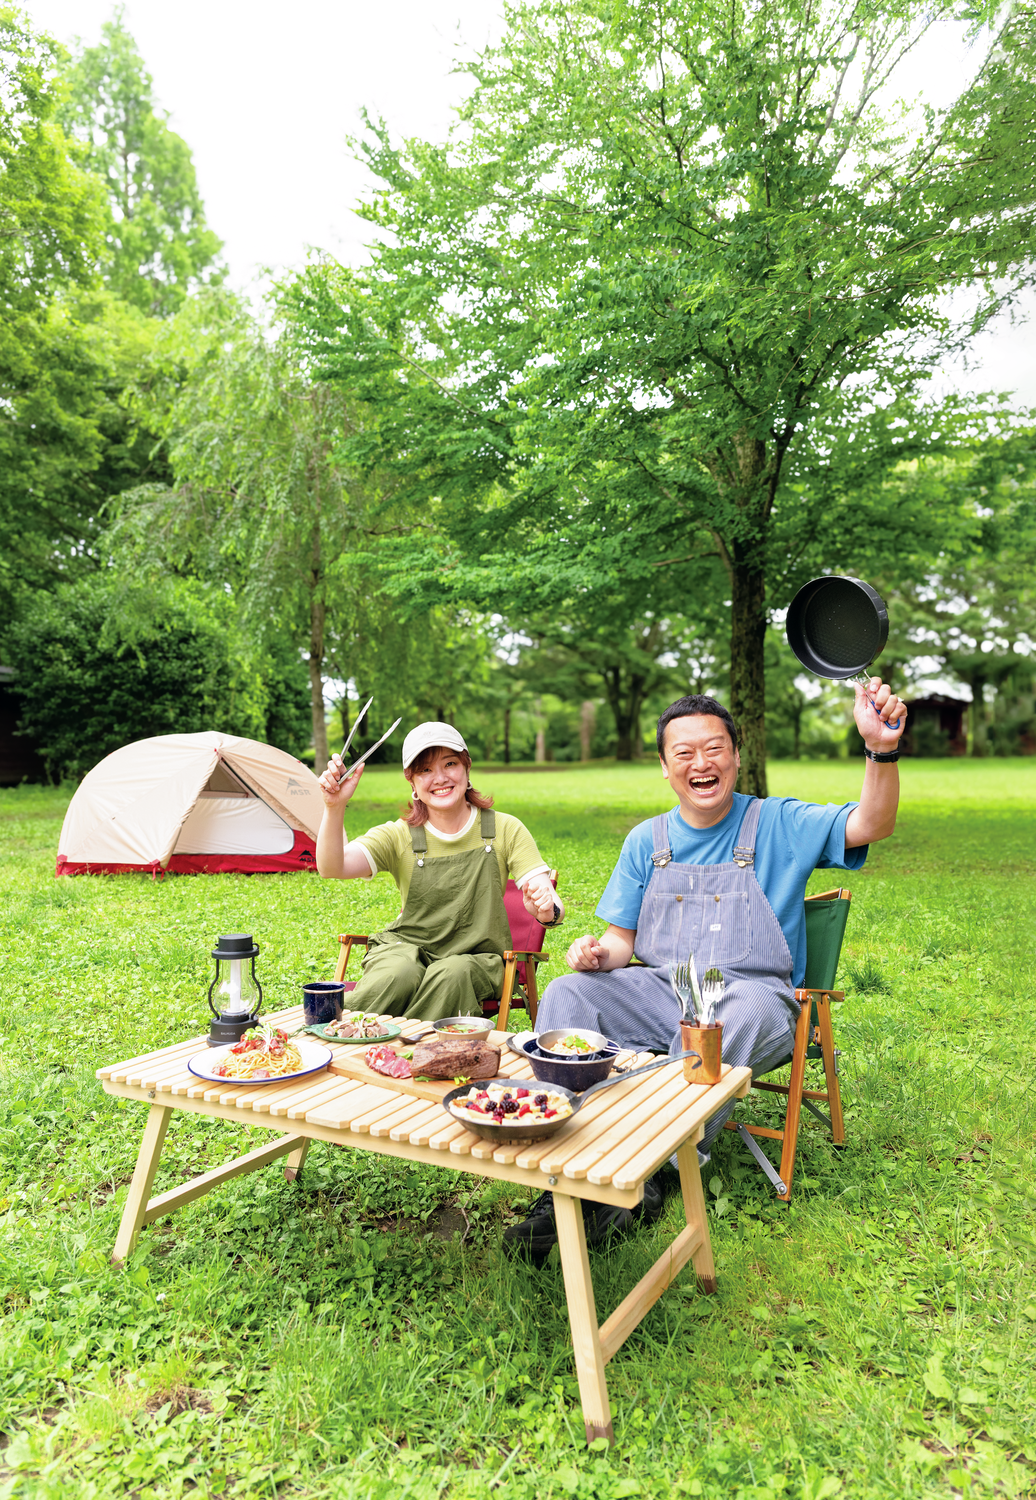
[334,697,402,785]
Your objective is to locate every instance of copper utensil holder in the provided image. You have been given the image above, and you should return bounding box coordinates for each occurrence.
[680,1021,722,1084]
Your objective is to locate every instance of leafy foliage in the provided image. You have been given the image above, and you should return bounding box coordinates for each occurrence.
[294,0,1036,792]
[57,11,223,316]
[3,574,274,778]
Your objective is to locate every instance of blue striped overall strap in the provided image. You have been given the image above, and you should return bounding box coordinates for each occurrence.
[650,800,762,869]
[650,814,672,868]
[732,798,762,868]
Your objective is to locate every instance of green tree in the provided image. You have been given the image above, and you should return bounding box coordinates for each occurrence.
[879,430,1036,754]
[295,0,1036,794]
[59,10,223,316]
[111,292,399,768]
[0,289,172,627]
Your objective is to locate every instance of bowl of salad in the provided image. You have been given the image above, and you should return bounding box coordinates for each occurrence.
[507,1030,621,1090]
[430,1015,494,1042]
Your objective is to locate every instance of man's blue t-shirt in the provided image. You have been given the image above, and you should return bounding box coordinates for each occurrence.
[596,794,867,988]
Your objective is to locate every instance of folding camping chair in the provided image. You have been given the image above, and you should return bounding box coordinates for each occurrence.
[332,872,557,1030]
[726,887,851,1201]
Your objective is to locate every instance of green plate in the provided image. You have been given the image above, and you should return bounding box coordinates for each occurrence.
[306,1022,402,1045]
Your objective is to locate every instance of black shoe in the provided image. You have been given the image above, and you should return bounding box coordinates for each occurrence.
[503,1191,557,1268]
[583,1171,665,1246]
[503,1173,667,1267]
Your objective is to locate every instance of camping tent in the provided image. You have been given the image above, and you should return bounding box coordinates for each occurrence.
[56,732,325,876]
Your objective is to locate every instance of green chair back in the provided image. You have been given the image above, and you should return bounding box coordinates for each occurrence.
[802,894,851,991]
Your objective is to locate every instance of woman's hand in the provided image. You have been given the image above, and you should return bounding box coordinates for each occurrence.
[522,873,559,926]
[317,755,365,810]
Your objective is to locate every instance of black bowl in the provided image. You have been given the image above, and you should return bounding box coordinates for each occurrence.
[508,1034,620,1091]
[442,1078,580,1144]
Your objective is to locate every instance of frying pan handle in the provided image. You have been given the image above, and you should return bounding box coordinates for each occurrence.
[578,1049,702,1103]
[852,674,901,730]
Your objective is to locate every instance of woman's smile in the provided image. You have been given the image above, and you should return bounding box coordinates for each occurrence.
[410,752,470,828]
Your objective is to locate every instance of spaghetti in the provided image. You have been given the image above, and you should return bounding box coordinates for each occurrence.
[212,1026,303,1080]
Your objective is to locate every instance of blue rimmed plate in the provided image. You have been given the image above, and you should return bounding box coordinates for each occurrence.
[188,1039,333,1084]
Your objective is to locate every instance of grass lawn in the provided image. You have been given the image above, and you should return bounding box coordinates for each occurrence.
[1,758,1035,1499]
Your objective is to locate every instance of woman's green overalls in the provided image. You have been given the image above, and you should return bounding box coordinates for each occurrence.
[349,809,510,1021]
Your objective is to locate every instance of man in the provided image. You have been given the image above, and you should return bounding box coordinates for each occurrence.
[504,679,906,1265]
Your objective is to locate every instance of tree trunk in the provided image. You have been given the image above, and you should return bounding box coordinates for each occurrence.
[535,729,546,763]
[604,668,648,762]
[503,706,511,764]
[308,515,328,769]
[308,610,328,769]
[729,558,768,797]
[580,700,595,761]
[967,670,987,757]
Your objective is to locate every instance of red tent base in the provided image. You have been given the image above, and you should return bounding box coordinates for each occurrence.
[57,830,318,877]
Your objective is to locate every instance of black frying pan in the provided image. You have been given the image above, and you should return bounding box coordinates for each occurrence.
[786,576,900,726]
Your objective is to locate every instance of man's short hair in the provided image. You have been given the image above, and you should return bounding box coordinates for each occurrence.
[657,695,738,756]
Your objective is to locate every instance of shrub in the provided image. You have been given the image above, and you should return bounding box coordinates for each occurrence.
[4,575,274,779]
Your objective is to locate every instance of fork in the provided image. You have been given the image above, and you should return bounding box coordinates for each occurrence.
[669,959,702,1023]
[700,966,725,1027]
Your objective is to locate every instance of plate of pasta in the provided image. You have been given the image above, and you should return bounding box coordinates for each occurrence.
[189,1024,332,1085]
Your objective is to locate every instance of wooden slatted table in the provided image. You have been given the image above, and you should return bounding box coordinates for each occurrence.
[97,1007,750,1444]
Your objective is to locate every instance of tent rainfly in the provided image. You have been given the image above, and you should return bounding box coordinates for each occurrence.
[56,732,325,876]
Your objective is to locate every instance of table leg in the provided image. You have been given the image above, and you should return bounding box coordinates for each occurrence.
[553,1191,614,1446]
[675,1137,716,1293]
[284,1139,311,1182]
[112,1102,171,1264]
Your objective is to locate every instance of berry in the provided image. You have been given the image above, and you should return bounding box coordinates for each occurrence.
[516,1088,529,1099]
[501,1098,519,1114]
[534,1093,548,1107]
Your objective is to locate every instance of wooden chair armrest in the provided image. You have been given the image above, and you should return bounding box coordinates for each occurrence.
[805,888,851,903]
[338,933,371,945]
[504,949,549,963]
[794,988,844,1003]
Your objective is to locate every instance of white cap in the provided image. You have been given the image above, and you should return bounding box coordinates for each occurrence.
[401,721,468,770]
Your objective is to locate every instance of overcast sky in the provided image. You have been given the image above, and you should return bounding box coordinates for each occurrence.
[25,0,1036,406]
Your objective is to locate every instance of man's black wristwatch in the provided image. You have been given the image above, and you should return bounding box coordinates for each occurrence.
[863,747,900,762]
[543,903,563,928]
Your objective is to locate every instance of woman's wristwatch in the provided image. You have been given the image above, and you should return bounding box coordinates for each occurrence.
[863,747,900,762]
[543,903,563,927]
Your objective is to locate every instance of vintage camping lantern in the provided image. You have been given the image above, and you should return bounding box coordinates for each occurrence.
[207,933,263,1046]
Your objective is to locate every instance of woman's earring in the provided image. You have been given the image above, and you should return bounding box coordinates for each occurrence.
[412,788,421,802]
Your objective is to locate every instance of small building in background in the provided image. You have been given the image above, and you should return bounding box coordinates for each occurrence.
[0,667,47,785]
[901,694,969,757]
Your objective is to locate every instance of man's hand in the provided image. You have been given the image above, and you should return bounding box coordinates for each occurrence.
[565,924,636,973]
[567,934,604,971]
[522,873,559,926]
[853,677,907,752]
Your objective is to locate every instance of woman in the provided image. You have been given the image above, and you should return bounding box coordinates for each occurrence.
[316,721,563,1020]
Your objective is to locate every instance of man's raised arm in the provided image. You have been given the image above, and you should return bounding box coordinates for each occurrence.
[845,677,907,849]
